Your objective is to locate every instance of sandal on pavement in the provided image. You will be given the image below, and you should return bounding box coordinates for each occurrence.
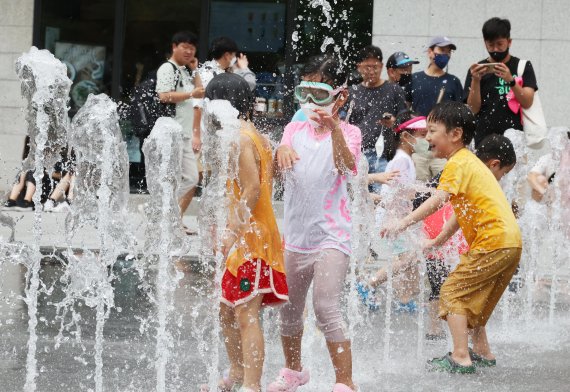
[267,367,310,392]
[469,348,497,367]
[427,352,476,374]
[356,281,380,311]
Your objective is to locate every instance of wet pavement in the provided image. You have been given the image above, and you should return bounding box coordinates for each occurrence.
[1,203,570,391]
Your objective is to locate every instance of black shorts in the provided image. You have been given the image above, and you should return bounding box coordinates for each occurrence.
[426,258,450,301]
[24,170,36,185]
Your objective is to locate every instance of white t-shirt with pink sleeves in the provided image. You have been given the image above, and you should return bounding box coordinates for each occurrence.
[281,121,362,255]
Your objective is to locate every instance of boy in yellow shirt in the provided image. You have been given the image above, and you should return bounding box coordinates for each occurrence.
[381,101,522,373]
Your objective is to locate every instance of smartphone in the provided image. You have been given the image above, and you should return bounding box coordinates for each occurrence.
[481,63,502,71]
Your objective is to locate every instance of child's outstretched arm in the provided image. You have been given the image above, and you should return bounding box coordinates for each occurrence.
[368,170,400,185]
[527,172,548,201]
[380,190,450,237]
[274,123,300,179]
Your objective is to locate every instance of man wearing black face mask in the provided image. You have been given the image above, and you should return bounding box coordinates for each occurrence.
[406,36,464,117]
[465,17,538,147]
[386,51,419,92]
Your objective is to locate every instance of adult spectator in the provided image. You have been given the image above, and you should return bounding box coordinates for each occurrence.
[407,36,463,116]
[465,17,538,147]
[156,31,205,234]
[346,45,407,192]
[386,51,419,91]
[199,36,256,91]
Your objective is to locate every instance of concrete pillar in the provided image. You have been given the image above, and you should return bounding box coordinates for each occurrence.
[0,0,34,191]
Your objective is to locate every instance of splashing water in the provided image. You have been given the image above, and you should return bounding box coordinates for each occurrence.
[198,99,242,388]
[15,47,71,392]
[56,93,131,392]
[320,37,335,53]
[142,117,186,391]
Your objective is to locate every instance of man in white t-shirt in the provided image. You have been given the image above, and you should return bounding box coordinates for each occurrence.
[156,31,205,230]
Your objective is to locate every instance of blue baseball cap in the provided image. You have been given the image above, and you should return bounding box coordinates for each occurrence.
[386,52,420,69]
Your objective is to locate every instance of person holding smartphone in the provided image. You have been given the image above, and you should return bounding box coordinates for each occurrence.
[465,17,538,147]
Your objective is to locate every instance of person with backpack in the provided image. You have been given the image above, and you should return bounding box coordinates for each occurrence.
[155,31,205,233]
[465,18,539,147]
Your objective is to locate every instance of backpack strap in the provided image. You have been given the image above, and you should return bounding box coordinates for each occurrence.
[517,59,527,80]
[166,60,182,90]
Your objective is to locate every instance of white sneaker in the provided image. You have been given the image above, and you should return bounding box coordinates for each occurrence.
[43,199,55,212]
[51,201,71,213]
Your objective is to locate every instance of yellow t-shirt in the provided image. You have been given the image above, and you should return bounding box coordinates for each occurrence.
[437,148,522,251]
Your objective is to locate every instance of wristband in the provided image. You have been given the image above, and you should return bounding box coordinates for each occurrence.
[507,79,516,87]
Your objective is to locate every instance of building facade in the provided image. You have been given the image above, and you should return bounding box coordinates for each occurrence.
[0,0,568,191]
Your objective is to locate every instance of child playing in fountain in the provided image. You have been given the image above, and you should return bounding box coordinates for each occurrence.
[357,111,429,311]
[381,101,522,373]
[205,73,288,392]
[422,134,517,339]
[527,129,570,203]
[267,55,361,392]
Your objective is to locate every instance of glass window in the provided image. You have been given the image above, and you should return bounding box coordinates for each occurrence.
[209,0,288,124]
[39,0,115,116]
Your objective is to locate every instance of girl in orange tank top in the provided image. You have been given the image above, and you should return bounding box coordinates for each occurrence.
[204,71,286,392]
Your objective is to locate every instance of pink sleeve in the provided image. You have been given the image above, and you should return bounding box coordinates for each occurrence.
[280,122,300,147]
[340,122,362,162]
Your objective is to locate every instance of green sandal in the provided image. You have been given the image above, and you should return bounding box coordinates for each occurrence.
[469,348,497,367]
[427,353,476,374]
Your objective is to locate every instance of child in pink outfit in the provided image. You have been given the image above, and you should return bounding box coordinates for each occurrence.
[268,55,361,392]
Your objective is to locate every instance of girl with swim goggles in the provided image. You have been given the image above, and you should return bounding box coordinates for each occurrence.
[294,81,346,106]
[268,56,361,392]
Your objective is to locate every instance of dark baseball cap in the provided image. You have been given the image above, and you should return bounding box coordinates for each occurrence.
[427,36,457,50]
[386,52,420,69]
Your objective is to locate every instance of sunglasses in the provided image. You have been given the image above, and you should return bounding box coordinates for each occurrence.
[294,81,344,105]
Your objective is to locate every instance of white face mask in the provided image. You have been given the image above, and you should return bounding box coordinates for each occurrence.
[413,137,431,156]
[229,56,237,68]
[300,101,335,128]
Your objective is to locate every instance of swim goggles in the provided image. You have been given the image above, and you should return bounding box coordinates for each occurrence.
[294,81,344,105]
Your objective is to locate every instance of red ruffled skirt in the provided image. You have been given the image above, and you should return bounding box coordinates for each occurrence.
[221,258,288,307]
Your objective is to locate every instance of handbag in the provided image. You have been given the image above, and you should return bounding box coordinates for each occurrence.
[517,60,548,148]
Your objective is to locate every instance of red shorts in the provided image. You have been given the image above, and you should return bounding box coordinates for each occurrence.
[221,259,288,307]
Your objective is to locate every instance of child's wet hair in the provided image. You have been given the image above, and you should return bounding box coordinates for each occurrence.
[427,102,476,146]
[205,72,253,119]
[301,55,347,88]
[476,134,517,168]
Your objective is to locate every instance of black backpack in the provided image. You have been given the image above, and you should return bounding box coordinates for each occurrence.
[129,61,189,139]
